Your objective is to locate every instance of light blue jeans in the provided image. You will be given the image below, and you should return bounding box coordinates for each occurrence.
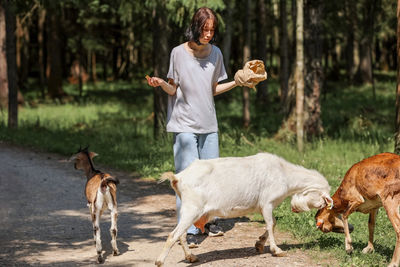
[173,132,219,235]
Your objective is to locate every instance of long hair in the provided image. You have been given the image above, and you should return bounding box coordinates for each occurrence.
[185,7,219,45]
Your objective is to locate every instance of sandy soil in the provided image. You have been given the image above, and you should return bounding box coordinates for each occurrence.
[0,142,334,266]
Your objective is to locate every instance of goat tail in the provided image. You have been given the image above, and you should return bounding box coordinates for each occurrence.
[158,171,176,183]
[101,174,120,188]
[107,176,120,185]
[158,171,179,192]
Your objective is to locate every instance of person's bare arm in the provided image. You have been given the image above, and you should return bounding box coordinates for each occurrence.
[146,76,177,96]
[213,81,237,96]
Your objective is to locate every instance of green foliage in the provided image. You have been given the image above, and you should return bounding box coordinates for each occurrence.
[166,0,225,27]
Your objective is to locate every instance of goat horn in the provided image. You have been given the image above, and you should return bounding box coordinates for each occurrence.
[327,196,334,209]
[322,194,334,209]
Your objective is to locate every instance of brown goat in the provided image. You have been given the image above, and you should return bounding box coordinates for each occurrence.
[70,147,120,263]
[315,152,400,267]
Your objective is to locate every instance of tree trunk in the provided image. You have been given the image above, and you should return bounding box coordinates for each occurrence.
[38,8,46,97]
[279,0,289,105]
[152,0,168,139]
[394,0,400,153]
[330,37,341,79]
[291,0,297,63]
[256,0,268,106]
[358,37,374,83]
[295,0,305,152]
[304,0,323,137]
[344,0,358,83]
[5,0,17,128]
[242,0,251,128]
[222,1,233,76]
[78,39,83,97]
[16,15,29,91]
[271,0,279,74]
[102,51,108,81]
[356,0,377,88]
[91,51,97,83]
[0,2,7,107]
[47,11,64,98]
[275,0,299,141]
[112,46,119,80]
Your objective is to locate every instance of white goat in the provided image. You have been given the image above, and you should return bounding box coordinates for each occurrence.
[155,152,333,266]
[70,147,120,263]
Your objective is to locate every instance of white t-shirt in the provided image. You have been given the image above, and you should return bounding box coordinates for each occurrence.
[166,43,228,133]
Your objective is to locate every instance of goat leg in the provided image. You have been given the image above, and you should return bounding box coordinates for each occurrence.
[342,216,353,254]
[342,201,363,254]
[261,205,285,257]
[179,233,198,263]
[255,230,268,253]
[362,209,377,254]
[155,210,198,266]
[110,206,119,256]
[255,217,275,253]
[383,198,400,267]
[93,199,104,263]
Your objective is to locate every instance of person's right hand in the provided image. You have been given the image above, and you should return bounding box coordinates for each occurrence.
[146,75,164,87]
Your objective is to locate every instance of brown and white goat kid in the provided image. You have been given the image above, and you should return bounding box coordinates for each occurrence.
[155,152,333,266]
[70,147,120,263]
[315,152,400,267]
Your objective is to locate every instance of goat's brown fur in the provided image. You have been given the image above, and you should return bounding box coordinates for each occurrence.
[85,173,118,205]
[315,152,400,267]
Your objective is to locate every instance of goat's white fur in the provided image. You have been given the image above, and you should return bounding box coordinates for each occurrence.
[155,152,332,266]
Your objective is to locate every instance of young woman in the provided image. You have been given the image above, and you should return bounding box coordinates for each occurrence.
[147,7,238,248]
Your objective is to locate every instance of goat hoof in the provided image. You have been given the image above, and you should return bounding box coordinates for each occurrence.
[362,246,374,254]
[113,249,120,256]
[255,241,264,253]
[345,247,353,254]
[97,255,104,263]
[185,253,198,263]
[272,249,286,257]
[155,260,163,266]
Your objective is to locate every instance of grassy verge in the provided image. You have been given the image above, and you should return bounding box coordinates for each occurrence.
[0,73,397,266]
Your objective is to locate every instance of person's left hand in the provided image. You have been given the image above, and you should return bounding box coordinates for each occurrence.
[234,60,267,89]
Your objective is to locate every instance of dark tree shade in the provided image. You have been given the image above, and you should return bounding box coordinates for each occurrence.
[153,0,168,139]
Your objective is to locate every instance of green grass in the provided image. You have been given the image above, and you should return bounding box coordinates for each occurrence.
[0,72,398,266]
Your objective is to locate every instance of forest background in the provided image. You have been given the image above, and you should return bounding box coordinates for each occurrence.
[1,0,400,266]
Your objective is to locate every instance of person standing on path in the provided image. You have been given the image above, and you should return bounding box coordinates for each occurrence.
[146,6,266,248]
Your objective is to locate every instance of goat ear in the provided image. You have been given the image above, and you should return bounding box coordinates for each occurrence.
[323,194,334,209]
[69,154,77,162]
[89,152,98,159]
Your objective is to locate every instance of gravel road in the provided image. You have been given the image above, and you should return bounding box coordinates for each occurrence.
[0,143,330,266]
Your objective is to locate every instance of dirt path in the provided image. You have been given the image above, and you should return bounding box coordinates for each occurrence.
[0,142,330,266]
